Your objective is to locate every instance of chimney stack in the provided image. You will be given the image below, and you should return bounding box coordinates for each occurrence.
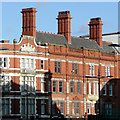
[21,8,37,37]
[57,11,72,44]
[89,17,103,47]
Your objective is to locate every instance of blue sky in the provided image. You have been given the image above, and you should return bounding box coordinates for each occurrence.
[2,2,118,43]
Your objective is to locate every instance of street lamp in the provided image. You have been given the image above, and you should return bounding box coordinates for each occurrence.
[85,68,113,119]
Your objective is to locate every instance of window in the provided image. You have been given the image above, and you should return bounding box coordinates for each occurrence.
[2,99,10,115]
[21,58,34,69]
[53,80,57,92]
[76,63,78,75]
[109,84,112,96]
[60,102,64,114]
[1,75,11,91]
[59,81,63,93]
[70,81,74,93]
[92,65,95,76]
[103,84,107,96]
[22,98,35,115]
[28,99,35,115]
[72,102,80,115]
[72,63,75,75]
[108,67,110,76]
[87,103,91,114]
[55,61,61,73]
[89,65,95,76]
[89,65,92,76]
[105,66,110,77]
[0,57,8,68]
[41,78,45,93]
[41,100,45,114]
[55,61,57,73]
[41,60,44,69]
[95,83,98,95]
[58,62,61,73]
[72,63,78,75]
[72,102,75,114]
[93,83,96,95]
[105,104,112,115]
[77,82,81,94]
[21,98,25,115]
[21,76,35,92]
[76,103,80,114]
[89,82,92,95]
[109,104,112,115]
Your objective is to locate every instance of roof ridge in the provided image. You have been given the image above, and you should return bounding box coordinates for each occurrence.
[36,31,64,37]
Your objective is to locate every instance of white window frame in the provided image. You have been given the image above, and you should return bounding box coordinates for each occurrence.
[108,66,110,76]
[89,65,92,76]
[72,102,75,115]
[1,75,11,92]
[41,78,45,93]
[89,82,92,95]
[0,57,8,68]
[21,58,34,69]
[105,66,110,77]
[21,76,35,92]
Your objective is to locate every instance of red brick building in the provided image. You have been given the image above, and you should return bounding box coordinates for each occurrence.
[1,8,119,120]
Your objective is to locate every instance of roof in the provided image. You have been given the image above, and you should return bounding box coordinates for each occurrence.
[36,32,115,53]
[36,32,68,45]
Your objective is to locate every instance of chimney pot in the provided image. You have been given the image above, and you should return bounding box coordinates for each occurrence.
[21,8,37,37]
[57,11,72,44]
[89,17,103,47]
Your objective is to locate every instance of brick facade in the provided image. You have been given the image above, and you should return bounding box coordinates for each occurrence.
[1,8,120,120]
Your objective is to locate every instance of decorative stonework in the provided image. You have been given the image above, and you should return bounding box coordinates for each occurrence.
[21,43,35,52]
[88,95,98,101]
[72,96,80,101]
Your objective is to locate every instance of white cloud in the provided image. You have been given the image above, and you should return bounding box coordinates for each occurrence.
[74,22,88,35]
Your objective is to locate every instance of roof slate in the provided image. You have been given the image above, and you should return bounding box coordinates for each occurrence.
[36,32,114,53]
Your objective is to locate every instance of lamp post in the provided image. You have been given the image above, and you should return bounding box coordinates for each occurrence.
[85,68,113,119]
